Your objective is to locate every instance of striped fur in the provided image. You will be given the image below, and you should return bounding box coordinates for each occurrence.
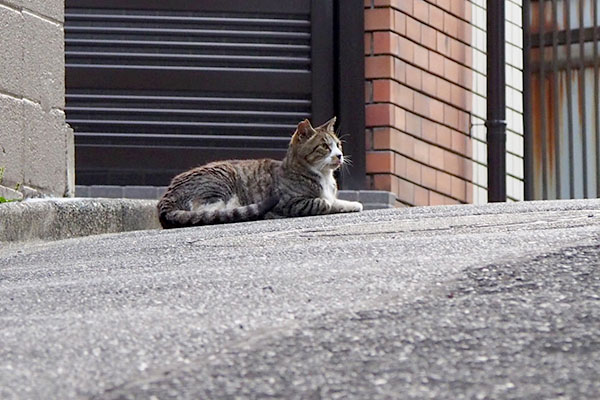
[157,116,362,228]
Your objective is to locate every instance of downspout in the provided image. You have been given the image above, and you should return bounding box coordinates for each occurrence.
[522,0,534,200]
[486,1,507,202]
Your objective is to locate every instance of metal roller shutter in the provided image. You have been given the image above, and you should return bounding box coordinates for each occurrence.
[65,0,334,186]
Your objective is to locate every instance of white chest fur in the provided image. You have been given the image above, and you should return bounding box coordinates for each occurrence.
[319,170,337,203]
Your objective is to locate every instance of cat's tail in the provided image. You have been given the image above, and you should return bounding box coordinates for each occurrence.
[158,196,278,229]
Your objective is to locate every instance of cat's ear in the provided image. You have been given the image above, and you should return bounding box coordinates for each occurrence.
[293,119,314,143]
[316,116,337,133]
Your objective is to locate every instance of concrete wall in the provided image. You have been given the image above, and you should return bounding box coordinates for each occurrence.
[0,0,74,198]
[363,0,525,206]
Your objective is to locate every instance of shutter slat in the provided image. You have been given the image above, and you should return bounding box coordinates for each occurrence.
[65,2,313,186]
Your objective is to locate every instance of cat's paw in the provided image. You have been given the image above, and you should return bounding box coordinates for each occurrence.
[333,200,363,213]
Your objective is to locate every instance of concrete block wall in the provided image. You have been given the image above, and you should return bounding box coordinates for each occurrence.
[0,0,74,197]
[363,0,525,206]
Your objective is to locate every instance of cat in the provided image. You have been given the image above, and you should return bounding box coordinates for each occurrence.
[157,116,363,228]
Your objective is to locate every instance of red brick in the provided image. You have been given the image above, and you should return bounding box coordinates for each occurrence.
[466,182,474,204]
[405,63,422,90]
[436,32,450,56]
[451,130,468,154]
[451,175,467,202]
[437,125,452,149]
[450,0,466,19]
[405,157,422,184]
[394,105,407,131]
[436,0,451,12]
[444,58,460,82]
[397,36,415,63]
[413,45,429,70]
[365,7,394,31]
[373,128,413,153]
[444,104,459,130]
[421,118,437,143]
[457,18,471,44]
[443,150,462,176]
[413,0,429,23]
[450,38,466,65]
[429,98,445,122]
[406,112,422,137]
[421,164,436,188]
[395,153,407,176]
[429,145,444,169]
[366,103,406,130]
[436,77,451,103]
[464,47,473,68]
[366,151,394,173]
[450,84,466,109]
[414,139,430,163]
[374,0,412,14]
[366,103,392,127]
[372,31,394,54]
[429,191,449,205]
[406,17,421,42]
[373,128,391,150]
[365,55,393,78]
[431,191,460,205]
[396,83,414,111]
[373,173,398,193]
[443,12,459,37]
[398,129,415,157]
[372,79,392,102]
[429,5,445,30]
[394,11,406,35]
[436,170,452,195]
[429,51,445,77]
[397,178,415,204]
[413,92,430,118]
[422,72,436,96]
[394,58,407,82]
[421,25,437,50]
[414,186,429,206]
[458,110,470,133]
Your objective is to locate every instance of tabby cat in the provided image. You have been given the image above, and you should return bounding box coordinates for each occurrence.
[157,117,363,228]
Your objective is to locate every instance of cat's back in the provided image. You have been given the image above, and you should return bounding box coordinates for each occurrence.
[162,158,282,205]
[169,158,280,183]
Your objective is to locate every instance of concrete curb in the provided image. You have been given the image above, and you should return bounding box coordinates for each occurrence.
[0,198,160,243]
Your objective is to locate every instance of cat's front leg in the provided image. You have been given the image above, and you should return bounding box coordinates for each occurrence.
[330,199,363,213]
[281,197,332,217]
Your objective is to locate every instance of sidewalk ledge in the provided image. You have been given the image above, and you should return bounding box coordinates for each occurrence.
[0,198,160,243]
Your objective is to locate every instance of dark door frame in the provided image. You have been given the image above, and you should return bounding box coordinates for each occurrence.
[335,0,366,190]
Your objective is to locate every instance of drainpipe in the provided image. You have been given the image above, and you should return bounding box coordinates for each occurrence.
[486,1,507,202]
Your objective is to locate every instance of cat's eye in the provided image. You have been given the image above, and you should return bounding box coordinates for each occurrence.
[321,143,330,151]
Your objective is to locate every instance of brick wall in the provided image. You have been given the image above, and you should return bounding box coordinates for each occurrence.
[364,0,524,206]
[0,0,74,197]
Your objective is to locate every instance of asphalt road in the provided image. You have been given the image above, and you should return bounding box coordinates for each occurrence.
[1,200,599,399]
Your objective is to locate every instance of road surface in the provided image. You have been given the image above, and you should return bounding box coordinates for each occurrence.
[1,200,599,399]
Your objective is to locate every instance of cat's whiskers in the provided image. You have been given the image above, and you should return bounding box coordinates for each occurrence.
[342,154,353,166]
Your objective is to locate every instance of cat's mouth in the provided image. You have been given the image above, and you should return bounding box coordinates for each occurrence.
[330,160,343,169]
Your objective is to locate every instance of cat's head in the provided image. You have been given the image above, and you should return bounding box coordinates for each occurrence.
[289,117,344,172]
